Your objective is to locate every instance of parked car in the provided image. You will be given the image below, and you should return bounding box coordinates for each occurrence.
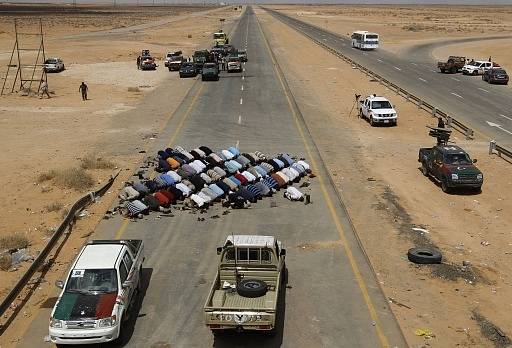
[358,95,397,126]
[202,63,219,81]
[227,57,242,73]
[44,58,65,73]
[204,235,287,336]
[237,49,248,62]
[437,56,466,74]
[165,51,184,70]
[179,62,197,78]
[482,68,509,85]
[49,240,144,345]
[462,60,499,75]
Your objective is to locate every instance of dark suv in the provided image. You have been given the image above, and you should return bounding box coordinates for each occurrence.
[179,62,197,78]
[482,68,509,85]
[201,63,219,81]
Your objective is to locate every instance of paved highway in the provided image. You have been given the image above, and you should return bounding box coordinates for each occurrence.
[266,8,512,148]
[18,7,405,348]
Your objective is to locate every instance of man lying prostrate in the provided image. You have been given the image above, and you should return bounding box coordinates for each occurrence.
[284,186,304,201]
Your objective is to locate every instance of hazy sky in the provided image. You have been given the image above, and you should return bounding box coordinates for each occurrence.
[2,0,512,4]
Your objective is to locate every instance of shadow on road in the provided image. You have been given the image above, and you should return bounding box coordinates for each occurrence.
[212,279,287,348]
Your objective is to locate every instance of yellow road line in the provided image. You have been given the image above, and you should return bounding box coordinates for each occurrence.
[256,13,390,348]
[115,83,205,240]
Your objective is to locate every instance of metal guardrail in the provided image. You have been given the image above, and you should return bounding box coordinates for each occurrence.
[489,140,512,160]
[0,171,120,319]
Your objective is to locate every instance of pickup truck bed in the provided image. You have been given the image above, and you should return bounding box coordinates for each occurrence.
[211,289,277,310]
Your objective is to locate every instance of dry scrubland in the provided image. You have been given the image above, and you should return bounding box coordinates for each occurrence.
[0,4,238,337]
[259,8,512,348]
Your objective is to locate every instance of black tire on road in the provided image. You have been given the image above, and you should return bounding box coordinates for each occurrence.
[407,247,442,264]
[421,162,429,176]
[236,279,268,298]
[440,69,445,73]
[450,67,456,74]
[441,179,450,193]
[370,116,375,127]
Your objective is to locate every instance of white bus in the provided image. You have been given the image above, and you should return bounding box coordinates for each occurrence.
[351,31,379,50]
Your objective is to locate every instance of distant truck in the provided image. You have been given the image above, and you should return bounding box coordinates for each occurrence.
[193,50,210,72]
[165,51,185,71]
[213,30,228,46]
[44,58,65,73]
[49,240,144,345]
[204,235,287,336]
[358,95,398,126]
[462,60,500,75]
[437,56,466,74]
[140,56,157,70]
[418,128,483,193]
[202,63,219,81]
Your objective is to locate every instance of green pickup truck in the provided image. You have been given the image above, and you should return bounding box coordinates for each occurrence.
[204,235,287,336]
[418,144,483,193]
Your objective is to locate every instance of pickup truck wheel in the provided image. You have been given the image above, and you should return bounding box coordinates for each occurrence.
[236,279,268,298]
[472,70,478,76]
[440,69,445,73]
[421,162,429,176]
[407,247,442,264]
[441,179,450,193]
[370,117,375,127]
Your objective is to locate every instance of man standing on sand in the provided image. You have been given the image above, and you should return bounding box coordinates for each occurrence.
[137,56,141,69]
[40,80,50,99]
[79,82,88,101]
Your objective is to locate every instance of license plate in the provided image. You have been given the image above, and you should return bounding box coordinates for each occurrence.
[384,120,389,123]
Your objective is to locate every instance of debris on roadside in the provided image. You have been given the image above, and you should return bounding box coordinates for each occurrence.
[414,328,434,338]
[407,247,442,264]
[388,297,411,309]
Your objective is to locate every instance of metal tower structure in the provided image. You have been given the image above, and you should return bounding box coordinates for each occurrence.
[1,19,48,97]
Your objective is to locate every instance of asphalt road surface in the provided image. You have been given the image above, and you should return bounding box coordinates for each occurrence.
[18,7,406,348]
[266,8,512,148]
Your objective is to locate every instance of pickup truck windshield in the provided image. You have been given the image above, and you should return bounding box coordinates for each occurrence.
[225,248,272,263]
[65,269,118,294]
[371,101,392,109]
[444,153,472,165]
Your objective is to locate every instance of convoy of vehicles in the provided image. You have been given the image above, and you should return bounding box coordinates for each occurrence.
[437,56,466,73]
[49,240,144,345]
[358,95,398,126]
[351,31,379,50]
[204,235,286,335]
[482,68,509,85]
[44,58,65,73]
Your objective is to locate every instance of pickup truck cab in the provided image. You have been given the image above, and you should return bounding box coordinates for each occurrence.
[359,95,398,126]
[204,235,287,335]
[462,60,499,75]
[418,145,483,193]
[49,240,144,345]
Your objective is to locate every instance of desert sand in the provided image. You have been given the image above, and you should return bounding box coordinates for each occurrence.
[0,4,240,343]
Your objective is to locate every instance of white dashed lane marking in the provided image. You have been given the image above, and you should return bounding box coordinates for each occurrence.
[238,115,242,124]
[394,66,402,71]
[477,87,490,93]
[418,77,428,83]
[451,92,464,99]
[451,77,461,82]
[240,98,243,105]
[499,114,512,121]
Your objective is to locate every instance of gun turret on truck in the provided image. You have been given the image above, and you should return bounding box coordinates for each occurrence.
[418,127,483,193]
[204,235,287,336]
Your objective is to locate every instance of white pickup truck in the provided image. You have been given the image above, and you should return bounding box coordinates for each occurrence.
[49,240,144,345]
[204,235,287,336]
[358,95,398,126]
[462,60,500,75]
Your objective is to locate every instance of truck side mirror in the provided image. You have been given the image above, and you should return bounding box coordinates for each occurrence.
[216,247,223,255]
[280,249,286,256]
[473,159,477,163]
[55,280,64,289]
